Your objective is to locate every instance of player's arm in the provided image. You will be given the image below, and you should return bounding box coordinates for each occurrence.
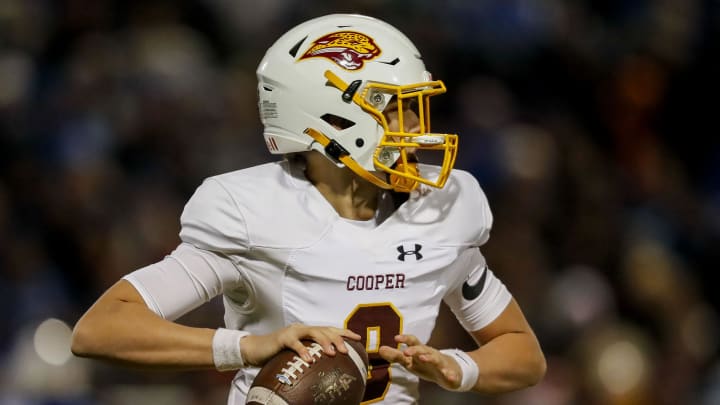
[380,298,545,394]
[71,244,359,369]
[71,280,359,369]
[380,247,545,393]
[71,279,217,369]
[71,242,234,368]
[463,298,546,393]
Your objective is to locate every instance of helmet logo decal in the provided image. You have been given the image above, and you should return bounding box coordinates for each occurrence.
[299,31,381,70]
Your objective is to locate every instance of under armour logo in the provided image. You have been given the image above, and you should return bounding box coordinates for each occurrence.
[397,244,423,261]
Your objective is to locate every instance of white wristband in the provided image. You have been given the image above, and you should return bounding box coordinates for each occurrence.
[439,348,479,392]
[212,328,251,371]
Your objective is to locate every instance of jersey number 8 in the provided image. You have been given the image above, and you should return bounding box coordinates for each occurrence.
[345,303,403,404]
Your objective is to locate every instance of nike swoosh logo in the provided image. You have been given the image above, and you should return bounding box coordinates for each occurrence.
[462,266,488,300]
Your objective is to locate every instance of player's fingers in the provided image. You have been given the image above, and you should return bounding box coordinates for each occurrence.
[324,327,360,348]
[339,328,362,341]
[395,334,422,346]
[284,325,359,357]
[403,343,432,358]
[416,351,439,364]
[379,346,411,368]
[306,329,338,356]
[287,340,313,362]
[306,328,347,354]
[311,327,360,354]
[326,329,350,354]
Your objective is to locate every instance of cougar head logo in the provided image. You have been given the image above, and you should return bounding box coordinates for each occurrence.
[299,31,381,70]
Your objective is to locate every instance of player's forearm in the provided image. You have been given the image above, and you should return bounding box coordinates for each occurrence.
[467,331,546,393]
[72,286,216,369]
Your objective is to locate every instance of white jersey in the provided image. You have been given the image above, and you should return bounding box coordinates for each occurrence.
[124,160,511,405]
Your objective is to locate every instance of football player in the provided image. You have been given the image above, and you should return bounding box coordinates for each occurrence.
[72,14,546,404]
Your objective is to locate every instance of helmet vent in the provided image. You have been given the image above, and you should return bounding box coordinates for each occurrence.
[288,36,308,57]
[378,57,400,66]
[321,113,356,130]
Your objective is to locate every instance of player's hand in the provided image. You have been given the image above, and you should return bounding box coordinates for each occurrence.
[240,324,361,367]
[379,334,464,390]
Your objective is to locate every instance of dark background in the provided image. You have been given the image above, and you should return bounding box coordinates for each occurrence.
[1,1,719,404]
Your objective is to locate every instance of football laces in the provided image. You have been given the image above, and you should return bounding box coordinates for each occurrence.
[276,343,324,385]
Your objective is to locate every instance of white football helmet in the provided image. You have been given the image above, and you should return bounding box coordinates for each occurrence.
[256,14,458,192]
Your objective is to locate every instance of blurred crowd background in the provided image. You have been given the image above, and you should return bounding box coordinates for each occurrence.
[1,0,719,404]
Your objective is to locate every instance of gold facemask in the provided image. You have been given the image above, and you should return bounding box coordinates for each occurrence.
[307,70,458,193]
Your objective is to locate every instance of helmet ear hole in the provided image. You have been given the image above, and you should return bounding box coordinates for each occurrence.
[321,114,355,130]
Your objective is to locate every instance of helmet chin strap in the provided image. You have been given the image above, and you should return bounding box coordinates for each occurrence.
[304,128,418,192]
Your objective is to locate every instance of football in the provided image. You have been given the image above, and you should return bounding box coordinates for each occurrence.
[246,339,368,405]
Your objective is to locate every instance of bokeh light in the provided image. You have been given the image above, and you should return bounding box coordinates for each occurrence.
[33,318,74,366]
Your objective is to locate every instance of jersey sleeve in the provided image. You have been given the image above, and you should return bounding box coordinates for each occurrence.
[456,169,494,247]
[426,168,493,247]
[179,177,250,254]
[123,243,244,321]
[443,248,512,332]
